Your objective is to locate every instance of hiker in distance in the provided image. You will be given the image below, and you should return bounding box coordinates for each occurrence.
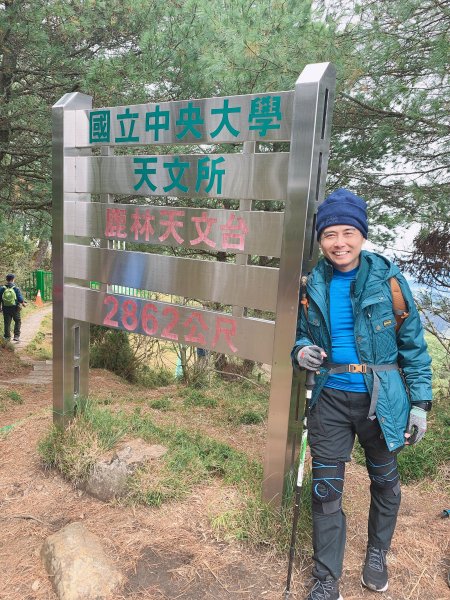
[0,273,27,342]
[292,189,432,600]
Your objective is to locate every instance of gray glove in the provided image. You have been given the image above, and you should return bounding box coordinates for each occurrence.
[405,406,427,445]
[296,345,326,371]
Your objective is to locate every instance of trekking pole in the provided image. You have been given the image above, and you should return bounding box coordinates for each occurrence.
[284,369,315,599]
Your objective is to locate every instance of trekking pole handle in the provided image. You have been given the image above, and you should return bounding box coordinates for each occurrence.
[306,370,315,391]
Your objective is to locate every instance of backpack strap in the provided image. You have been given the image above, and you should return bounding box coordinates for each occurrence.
[300,276,410,335]
[300,276,309,317]
[390,277,409,332]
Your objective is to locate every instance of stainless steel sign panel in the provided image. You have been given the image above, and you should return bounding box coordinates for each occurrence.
[64,285,275,364]
[263,63,336,504]
[76,91,294,147]
[64,201,284,257]
[64,245,279,312]
[54,64,336,506]
[67,153,289,201]
[53,92,92,426]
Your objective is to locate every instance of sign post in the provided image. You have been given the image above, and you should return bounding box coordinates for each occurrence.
[52,63,336,503]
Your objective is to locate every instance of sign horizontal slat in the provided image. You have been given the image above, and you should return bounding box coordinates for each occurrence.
[64,201,284,257]
[67,153,289,201]
[64,285,275,364]
[64,245,279,312]
[75,91,294,146]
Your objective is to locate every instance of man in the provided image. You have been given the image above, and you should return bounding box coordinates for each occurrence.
[0,274,27,342]
[292,189,432,600]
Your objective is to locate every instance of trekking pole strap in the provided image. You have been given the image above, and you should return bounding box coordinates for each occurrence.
[322,362,399,419]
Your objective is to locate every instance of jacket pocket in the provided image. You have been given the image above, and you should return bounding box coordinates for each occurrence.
[370,316,397,360]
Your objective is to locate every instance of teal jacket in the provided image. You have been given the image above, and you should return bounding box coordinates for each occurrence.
[293,250,432,451]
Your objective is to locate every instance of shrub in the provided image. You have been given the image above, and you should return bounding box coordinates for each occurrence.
[136,365,174,388]
[182,388,217,408]
[238,411,264,425]
[149,398,172,411]
[90,328,138,382]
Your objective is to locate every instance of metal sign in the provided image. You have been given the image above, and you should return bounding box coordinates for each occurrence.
[53,63,336,505]
[78,91,294,146]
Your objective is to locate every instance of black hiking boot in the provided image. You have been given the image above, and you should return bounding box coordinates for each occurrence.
[361,546,388,592]
[305,576,343,600]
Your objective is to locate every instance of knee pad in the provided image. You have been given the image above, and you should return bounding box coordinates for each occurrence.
[366,455,400,496]
[311,459,345,514]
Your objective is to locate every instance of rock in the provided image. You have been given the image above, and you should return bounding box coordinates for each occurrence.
[41,522,123,600]
[83,439,167,502]
[115,439,167,466]
[84,457,129,502]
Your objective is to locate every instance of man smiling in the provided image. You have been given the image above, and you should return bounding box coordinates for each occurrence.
[292,189,432,600]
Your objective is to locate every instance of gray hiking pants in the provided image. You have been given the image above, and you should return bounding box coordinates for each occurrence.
[308,387,401,581]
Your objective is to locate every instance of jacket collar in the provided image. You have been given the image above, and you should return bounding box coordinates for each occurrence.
[313,250,394,296]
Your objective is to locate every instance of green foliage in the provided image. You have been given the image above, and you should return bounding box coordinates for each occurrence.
[397,398,450,484]
[181,388,218,409]
[89,328,138,382]
[0,389,23,410]
[1,0,449,268]
[321,0,449,234]
[211,379,269,426]
[212,470,312,553]
[26,317,53,360]
[39,396,263,510]
[353,396,450,484]
[237,411,264,425]
[0,217,35,291]
[0,424,15,438]
[7,390,23,404]
[149,397,172,411]
[38,421,102,485]
[135,365,174,388]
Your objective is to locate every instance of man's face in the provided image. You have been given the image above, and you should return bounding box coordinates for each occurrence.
[319,225,365,272]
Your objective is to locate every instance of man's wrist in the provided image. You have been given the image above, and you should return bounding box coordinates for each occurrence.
[411,401,432,412]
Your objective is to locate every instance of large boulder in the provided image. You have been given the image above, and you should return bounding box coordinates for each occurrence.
[41,522,123,600]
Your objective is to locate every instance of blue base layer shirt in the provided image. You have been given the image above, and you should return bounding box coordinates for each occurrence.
[325,267,368,393]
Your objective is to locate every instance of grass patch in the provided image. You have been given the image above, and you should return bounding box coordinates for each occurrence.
[26,314,52,360]
[0,337,14,351]
[136,365,175,388]
[149,397,173,411]
[39,421,104,485]
[7,390,23,404]
[38,388,312,555]
[181,387,218,408]
[353,394,450,484]
[211,466,313,554]
[207,379,268,426]
[39,396,260,501]
[237,410,265,425]
[0,389,24,410]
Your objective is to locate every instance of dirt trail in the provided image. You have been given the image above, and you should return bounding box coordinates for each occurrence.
[0,310,449,599]
[1,304,53,386]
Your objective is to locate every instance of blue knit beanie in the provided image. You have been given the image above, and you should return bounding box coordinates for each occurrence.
[316,188,368,240]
